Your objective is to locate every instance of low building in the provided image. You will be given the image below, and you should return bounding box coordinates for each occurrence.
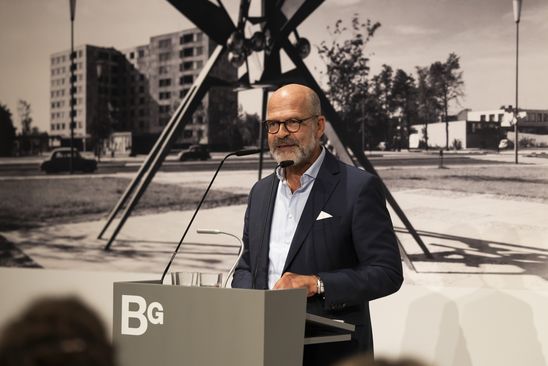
[409,107,548,149]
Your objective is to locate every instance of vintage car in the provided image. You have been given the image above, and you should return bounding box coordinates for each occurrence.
[177,145,211,161]
[40,148,97,173]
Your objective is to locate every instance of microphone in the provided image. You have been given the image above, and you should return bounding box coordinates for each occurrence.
[160,148,262,284]
[251,159,294,289]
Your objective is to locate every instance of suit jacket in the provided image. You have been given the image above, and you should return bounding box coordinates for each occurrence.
[232,151,403,363]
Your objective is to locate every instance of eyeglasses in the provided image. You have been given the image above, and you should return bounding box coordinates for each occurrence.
[264,115,318,134]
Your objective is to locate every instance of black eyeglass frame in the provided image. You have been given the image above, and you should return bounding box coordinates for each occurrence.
[263,115,318,134]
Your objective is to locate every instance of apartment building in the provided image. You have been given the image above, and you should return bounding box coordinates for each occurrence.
[49,28,237,152]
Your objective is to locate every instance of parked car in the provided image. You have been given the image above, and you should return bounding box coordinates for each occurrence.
[177,145,211,161]
[40,148,97,173]
[498,139,514,150]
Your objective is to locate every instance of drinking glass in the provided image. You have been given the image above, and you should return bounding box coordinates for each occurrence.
[171,271,198,286]
[198,272,222,287]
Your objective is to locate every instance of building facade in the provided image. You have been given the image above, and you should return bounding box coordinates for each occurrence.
[49,28,237,152]
[409,107,548,149]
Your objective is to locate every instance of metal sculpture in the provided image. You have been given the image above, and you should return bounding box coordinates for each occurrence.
[99,0,432,262]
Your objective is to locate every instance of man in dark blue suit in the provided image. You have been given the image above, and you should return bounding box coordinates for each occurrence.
[232,84,403,365]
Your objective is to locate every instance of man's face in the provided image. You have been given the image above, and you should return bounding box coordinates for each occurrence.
[266,88,324,167]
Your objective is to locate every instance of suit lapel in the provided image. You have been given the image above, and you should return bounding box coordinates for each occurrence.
[256,173,279,287]
[282,151,341,272]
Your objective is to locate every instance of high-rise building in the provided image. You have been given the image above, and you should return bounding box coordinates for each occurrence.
[49,28,238,152]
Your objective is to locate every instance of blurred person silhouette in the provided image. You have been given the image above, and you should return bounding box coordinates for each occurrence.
[0,297,115,366]
[335,354,430,366]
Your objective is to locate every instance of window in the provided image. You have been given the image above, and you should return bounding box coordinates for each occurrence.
[181,61,193,71]
[159,52,171,62]
[180,75,193,85]
[159,66,168,74]
[129,52,135,59]
[180,34,194,44]
[488,114,495,122]
[480,115,486,122]
[158,38,171,48]
[195,47,203,56]
[138,49,145,58]
[180,89,190,98]
[159,78,172,87]
[195,33,203,42]
[159,105,170,113]
[498,114,504,122]
[181,48,193,57]
[159,92,171,100]
[195,60,203,69]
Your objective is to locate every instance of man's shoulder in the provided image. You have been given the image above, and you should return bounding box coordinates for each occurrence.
[334,157,378,184]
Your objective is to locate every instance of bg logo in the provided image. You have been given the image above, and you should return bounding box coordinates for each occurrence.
[121,295,164,336]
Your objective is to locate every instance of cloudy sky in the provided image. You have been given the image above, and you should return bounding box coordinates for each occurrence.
[1,0,547,132]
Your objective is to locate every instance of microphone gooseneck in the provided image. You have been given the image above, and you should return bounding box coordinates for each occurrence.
[160,148,262,284]
[251,159,294,289]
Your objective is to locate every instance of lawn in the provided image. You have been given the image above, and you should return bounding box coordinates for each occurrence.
[378,165,548,202]
[0,177,247,231]
[0,165,546,232]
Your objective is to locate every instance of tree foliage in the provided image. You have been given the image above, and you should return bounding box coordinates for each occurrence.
[0,103,16,156]
[318,14,381,144]
[17,99,32,136]
[318,14,464,151]
[428,52,464,149]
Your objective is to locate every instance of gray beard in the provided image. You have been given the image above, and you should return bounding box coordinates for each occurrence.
[270,135,318,168]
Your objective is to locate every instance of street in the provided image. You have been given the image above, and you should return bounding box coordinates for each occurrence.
[0,150,515,177]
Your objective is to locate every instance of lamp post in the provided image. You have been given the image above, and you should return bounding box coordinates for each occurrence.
[513,0,522,164]
[69,0,76,173]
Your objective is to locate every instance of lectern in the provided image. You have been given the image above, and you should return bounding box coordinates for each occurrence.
[113,280,354,366]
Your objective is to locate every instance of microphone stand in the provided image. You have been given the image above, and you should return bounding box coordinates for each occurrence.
[160,148,262,284]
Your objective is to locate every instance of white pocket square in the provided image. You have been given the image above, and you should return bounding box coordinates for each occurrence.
[316,211,333,221]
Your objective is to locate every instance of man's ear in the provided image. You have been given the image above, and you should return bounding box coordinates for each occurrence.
[316,115,326,139]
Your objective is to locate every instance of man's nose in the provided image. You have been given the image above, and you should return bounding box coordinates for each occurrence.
[276,122,290,137]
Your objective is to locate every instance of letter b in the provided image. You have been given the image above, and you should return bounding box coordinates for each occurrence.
[121,295,148,336]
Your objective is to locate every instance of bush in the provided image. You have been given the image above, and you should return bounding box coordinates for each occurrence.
[519,137,536,148]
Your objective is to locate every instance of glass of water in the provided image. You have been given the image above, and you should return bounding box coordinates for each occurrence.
[171,272,198,286]
[198,272,222,287]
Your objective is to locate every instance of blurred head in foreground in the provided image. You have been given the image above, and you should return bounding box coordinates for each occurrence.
[0,297,115,366]
[335,354,430,366]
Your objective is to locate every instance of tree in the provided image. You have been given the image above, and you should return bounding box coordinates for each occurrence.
[415,66,441,150]
[0,103,16,156]
[429,52,464,150]
[391,69,418,150]
[318,14,381,145]
[17,99,32,136]
[369,65,396,149]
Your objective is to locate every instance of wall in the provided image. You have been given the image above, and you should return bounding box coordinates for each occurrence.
[1,268,546,366]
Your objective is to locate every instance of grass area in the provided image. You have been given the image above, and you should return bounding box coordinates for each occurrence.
[0,177,247,231]
[379,165,548,202]
[0,165,546,232]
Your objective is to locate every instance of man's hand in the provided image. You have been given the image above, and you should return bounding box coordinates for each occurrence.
[273,272,317,297]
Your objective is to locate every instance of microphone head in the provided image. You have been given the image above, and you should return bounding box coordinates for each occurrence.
[234,148,262,156]
[279,160,294,168]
